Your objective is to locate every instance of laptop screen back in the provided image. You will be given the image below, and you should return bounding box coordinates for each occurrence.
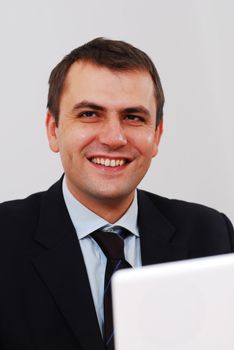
[112,253,234,350]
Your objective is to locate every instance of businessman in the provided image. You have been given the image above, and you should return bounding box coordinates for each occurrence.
[0,38,233,350]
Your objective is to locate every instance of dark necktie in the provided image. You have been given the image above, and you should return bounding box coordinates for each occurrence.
[92,226,132,350]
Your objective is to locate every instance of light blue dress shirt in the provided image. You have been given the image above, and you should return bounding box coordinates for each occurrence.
[62,178,142,334]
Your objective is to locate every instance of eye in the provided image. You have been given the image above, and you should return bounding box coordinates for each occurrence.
[125,115,145,123]
[79,111,97,118]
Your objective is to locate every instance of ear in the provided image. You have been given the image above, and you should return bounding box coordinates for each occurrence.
[46,111,59,153]
[152,120,163,158]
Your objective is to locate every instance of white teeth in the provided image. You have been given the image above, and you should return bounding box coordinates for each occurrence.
[105,159,110,166]
[110,160,116,167]
[91,158,127,167]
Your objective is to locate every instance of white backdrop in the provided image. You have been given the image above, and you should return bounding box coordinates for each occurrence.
[0,0,233,223]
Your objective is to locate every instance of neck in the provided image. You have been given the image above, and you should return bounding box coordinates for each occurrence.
[66,184,134,223]
[88,196,134,223]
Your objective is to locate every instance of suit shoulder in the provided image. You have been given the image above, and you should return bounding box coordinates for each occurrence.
[138,189,234,254]
[0,191,44,227]
[138,189,232,228]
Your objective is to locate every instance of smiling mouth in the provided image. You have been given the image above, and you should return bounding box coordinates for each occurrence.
[90,157,129,167]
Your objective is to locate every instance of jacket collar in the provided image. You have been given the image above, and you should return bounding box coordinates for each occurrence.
[31,179,187,350]
[137,189,188,265]
[32,178,105,350]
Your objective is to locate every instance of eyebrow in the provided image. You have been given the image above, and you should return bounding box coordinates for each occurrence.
[123,107,150,117]
[72,100,151,117]
[72,101,107,113]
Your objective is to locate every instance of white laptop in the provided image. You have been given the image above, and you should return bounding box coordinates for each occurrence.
[112,253,234,350]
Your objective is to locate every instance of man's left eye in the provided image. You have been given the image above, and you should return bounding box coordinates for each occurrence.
[125,115,144,122]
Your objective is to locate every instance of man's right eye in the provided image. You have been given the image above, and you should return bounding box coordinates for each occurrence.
[79,111,97,118]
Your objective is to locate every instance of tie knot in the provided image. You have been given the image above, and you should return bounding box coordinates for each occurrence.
[92,226,130,260]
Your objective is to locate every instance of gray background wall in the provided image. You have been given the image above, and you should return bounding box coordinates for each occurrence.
[0,0,233,223]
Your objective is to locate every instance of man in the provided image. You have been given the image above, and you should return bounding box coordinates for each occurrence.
[0,38,233,350]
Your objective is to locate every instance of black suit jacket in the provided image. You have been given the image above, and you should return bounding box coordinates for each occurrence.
[0,178,233,350]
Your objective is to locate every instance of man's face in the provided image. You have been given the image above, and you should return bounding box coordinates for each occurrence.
[47,61,163,209]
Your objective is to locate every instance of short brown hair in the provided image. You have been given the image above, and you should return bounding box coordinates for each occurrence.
[47,37,164,127]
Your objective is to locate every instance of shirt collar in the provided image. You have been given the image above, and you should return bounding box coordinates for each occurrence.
[62,177,139,239]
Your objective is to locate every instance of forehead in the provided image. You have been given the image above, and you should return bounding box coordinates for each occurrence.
[61,61,156,111]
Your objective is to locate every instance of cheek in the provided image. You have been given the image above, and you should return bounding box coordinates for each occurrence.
[129,130,157,156]
[58,125,95,152]
[72,127,93,141]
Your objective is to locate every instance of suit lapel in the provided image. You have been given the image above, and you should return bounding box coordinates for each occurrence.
[137,190,188,265]
[30,181,187,349]
[31,179,105,350]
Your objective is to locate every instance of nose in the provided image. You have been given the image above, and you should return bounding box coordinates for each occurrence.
[98,117,127,149]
